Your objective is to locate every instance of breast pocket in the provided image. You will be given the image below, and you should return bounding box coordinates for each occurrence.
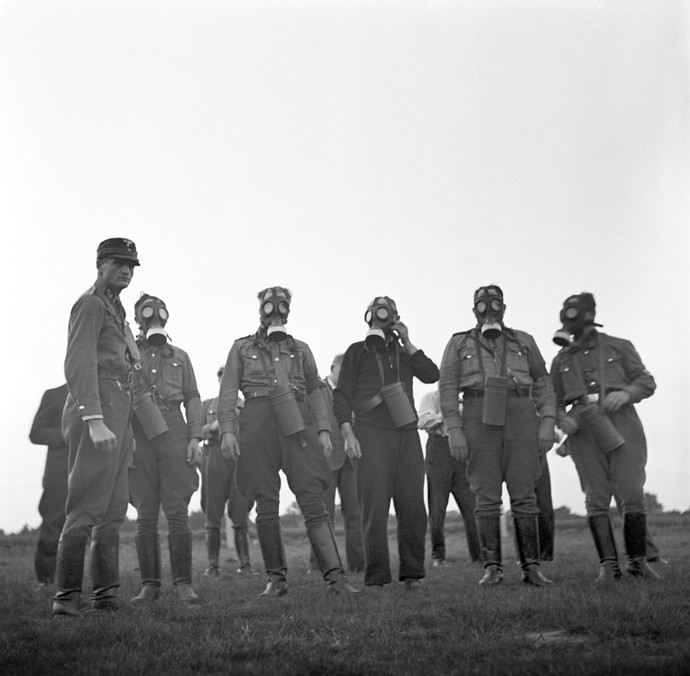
[506,343,530,382]
[241,350,264,376]
[604,351,627,384]
[162,360,184,393]
[459,346,480,378]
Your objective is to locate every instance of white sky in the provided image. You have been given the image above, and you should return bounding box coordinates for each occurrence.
[1,0,688,533]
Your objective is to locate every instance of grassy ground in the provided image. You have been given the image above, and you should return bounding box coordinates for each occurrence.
[1,514,689,675]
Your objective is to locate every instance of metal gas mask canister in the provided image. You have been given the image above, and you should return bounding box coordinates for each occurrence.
[473,287,504,340]
[260,289,290,343]
[136,297,169,347]
[364,297,398,349]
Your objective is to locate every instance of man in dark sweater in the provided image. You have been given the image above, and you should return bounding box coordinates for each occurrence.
[334,296,439,590]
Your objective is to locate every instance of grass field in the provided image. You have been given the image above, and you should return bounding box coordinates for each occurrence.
[1,513,688,675]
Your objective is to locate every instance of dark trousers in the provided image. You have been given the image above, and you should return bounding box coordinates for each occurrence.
[309,459,365,572]
[237,399,331,527]
[463,396,541,518]
[535,452,554,560]
[130,407,199,536]
[425,434,480,562]
[35,447,69,583]
[356,424,427,586]
[201,441,252,530]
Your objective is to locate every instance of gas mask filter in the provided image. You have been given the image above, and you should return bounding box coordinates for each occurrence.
[261,295,290,342]
[137,300,169,347]
[473,288,504,339]
[364,298,398,349]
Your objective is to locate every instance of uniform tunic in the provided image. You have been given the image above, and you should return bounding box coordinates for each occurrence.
[217,331,332,527]
[61,281,136,541]
[333,340,439,586]
[550,331,655,516]
[439,327,556,518]
[130,342,203,534]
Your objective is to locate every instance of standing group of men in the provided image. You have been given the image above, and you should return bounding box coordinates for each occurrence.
[30,237,661,618]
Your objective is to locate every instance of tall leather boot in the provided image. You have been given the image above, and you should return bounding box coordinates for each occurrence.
[52,533,89,617]
[476,516,503,586]
[256,522,288,597]
[169,531,200,603]
[130,532,162,604]
[307,520,359,594]
[587,514,621,583]
[234,525,258,574]
[91,534,122,611]
[513,515,553,587]
[204,527,221,577]
[624,512,662,580]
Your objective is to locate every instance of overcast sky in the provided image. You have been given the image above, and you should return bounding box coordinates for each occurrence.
[1,0,688,533]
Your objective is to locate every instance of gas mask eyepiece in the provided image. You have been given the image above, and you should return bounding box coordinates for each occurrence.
[473,287,504,339]
[260,292,290,342]
[135,296,170,346]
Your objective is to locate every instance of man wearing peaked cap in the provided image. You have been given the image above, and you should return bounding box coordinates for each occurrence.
[96,238,140,265]
[52,238,141,617]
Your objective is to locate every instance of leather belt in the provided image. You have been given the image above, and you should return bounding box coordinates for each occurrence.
[245,389,272,399]
[245,389,306,403]
[462,386,532,398]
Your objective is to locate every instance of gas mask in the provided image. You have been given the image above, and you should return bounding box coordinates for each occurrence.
[135,295,169,347]
[553,293,600,346]
[473,286,505,340]
[364,297,399,349]
[260,288,290,342]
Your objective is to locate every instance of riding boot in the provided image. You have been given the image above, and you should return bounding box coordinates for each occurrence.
[169,531,200,603]
[307,519,359,594]
[131,532,162,604]
[587,514,621,583]
[52,533,88,617]
[234,525,257,574]
[476,516,503,586]
[514,515,553,587]
[256,522,288,597]
[91,534,122,611]
[204,527,221,576]
[624,513,662,580]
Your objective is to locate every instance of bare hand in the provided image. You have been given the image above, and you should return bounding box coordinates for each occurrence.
[187,439,203,465]
[88,419,117,452]
[318,431,333,459]
[559,414,580,436]
[221,432,241,461]
[603,390,630,414]
[448,428,468,462]
[341,423,362,459]
[537,418,556,454]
